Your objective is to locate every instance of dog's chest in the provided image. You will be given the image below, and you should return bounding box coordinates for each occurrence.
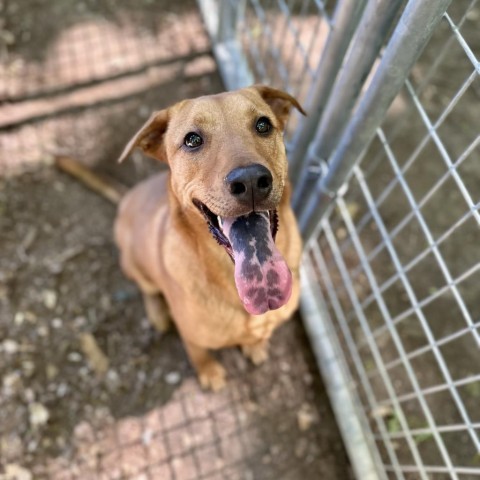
[242,315,278,342]
[172,283,278,347]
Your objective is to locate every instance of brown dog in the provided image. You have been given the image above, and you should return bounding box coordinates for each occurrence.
[114,85,304,390]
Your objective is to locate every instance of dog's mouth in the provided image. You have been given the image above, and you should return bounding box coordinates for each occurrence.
[193,200,279,261]
[193,200,292,315]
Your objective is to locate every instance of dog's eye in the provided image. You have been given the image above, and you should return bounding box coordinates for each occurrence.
[255,117,272,134]
[184,132,203,149]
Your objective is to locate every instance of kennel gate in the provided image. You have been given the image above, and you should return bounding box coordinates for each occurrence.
[198,0,480,479]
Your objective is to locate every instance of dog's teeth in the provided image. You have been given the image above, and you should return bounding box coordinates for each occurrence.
[217,216,223,228]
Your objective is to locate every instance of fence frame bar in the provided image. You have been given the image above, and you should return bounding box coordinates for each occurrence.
[288,0,367,185]
[301,263,388,480]
[197,0,254,90]
[292,0,405,209]
[298,0,453,242]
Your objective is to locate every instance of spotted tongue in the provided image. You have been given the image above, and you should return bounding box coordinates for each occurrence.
[221,212,292,315]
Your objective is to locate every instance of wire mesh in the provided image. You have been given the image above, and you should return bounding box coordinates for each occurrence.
[199,0,480,478]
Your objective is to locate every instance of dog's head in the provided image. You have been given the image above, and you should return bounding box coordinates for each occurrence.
[119,85,305,314]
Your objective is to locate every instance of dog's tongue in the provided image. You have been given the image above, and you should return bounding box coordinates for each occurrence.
[221,212,292,315]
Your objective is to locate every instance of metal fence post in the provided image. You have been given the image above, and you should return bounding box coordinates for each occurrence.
[298,0,454,243]
[198,0,253,89]
[287,0,367,186]
[292,0,405,210]
[301,264,389,480]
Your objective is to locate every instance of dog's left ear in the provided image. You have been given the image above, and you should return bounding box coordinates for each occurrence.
[118,109,169,163]
[251,85,306,129]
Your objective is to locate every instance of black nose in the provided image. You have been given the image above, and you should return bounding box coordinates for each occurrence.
[225,164,273,204]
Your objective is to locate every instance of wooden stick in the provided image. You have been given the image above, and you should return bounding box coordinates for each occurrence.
[54,156,127,205]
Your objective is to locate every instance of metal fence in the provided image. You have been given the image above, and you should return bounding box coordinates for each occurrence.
[199,0,480,479]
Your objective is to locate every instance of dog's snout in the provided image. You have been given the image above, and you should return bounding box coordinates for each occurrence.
[225,164,273,204]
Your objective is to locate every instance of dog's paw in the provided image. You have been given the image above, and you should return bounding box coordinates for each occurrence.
[198,360,227,392]
[242,343,269,365]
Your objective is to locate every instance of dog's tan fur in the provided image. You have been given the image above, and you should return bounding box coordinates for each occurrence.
[114,86,304,390]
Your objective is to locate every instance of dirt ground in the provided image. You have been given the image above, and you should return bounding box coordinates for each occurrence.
[0,1,351,479]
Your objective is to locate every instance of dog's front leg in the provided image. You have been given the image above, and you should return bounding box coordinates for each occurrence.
[183,340,226,391]
[143,293,171,333]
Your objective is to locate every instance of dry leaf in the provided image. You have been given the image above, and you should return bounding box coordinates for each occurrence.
[80,333,109,376]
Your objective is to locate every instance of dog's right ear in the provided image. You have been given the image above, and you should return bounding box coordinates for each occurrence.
[118,109,169,163]
[250,85,306,130]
